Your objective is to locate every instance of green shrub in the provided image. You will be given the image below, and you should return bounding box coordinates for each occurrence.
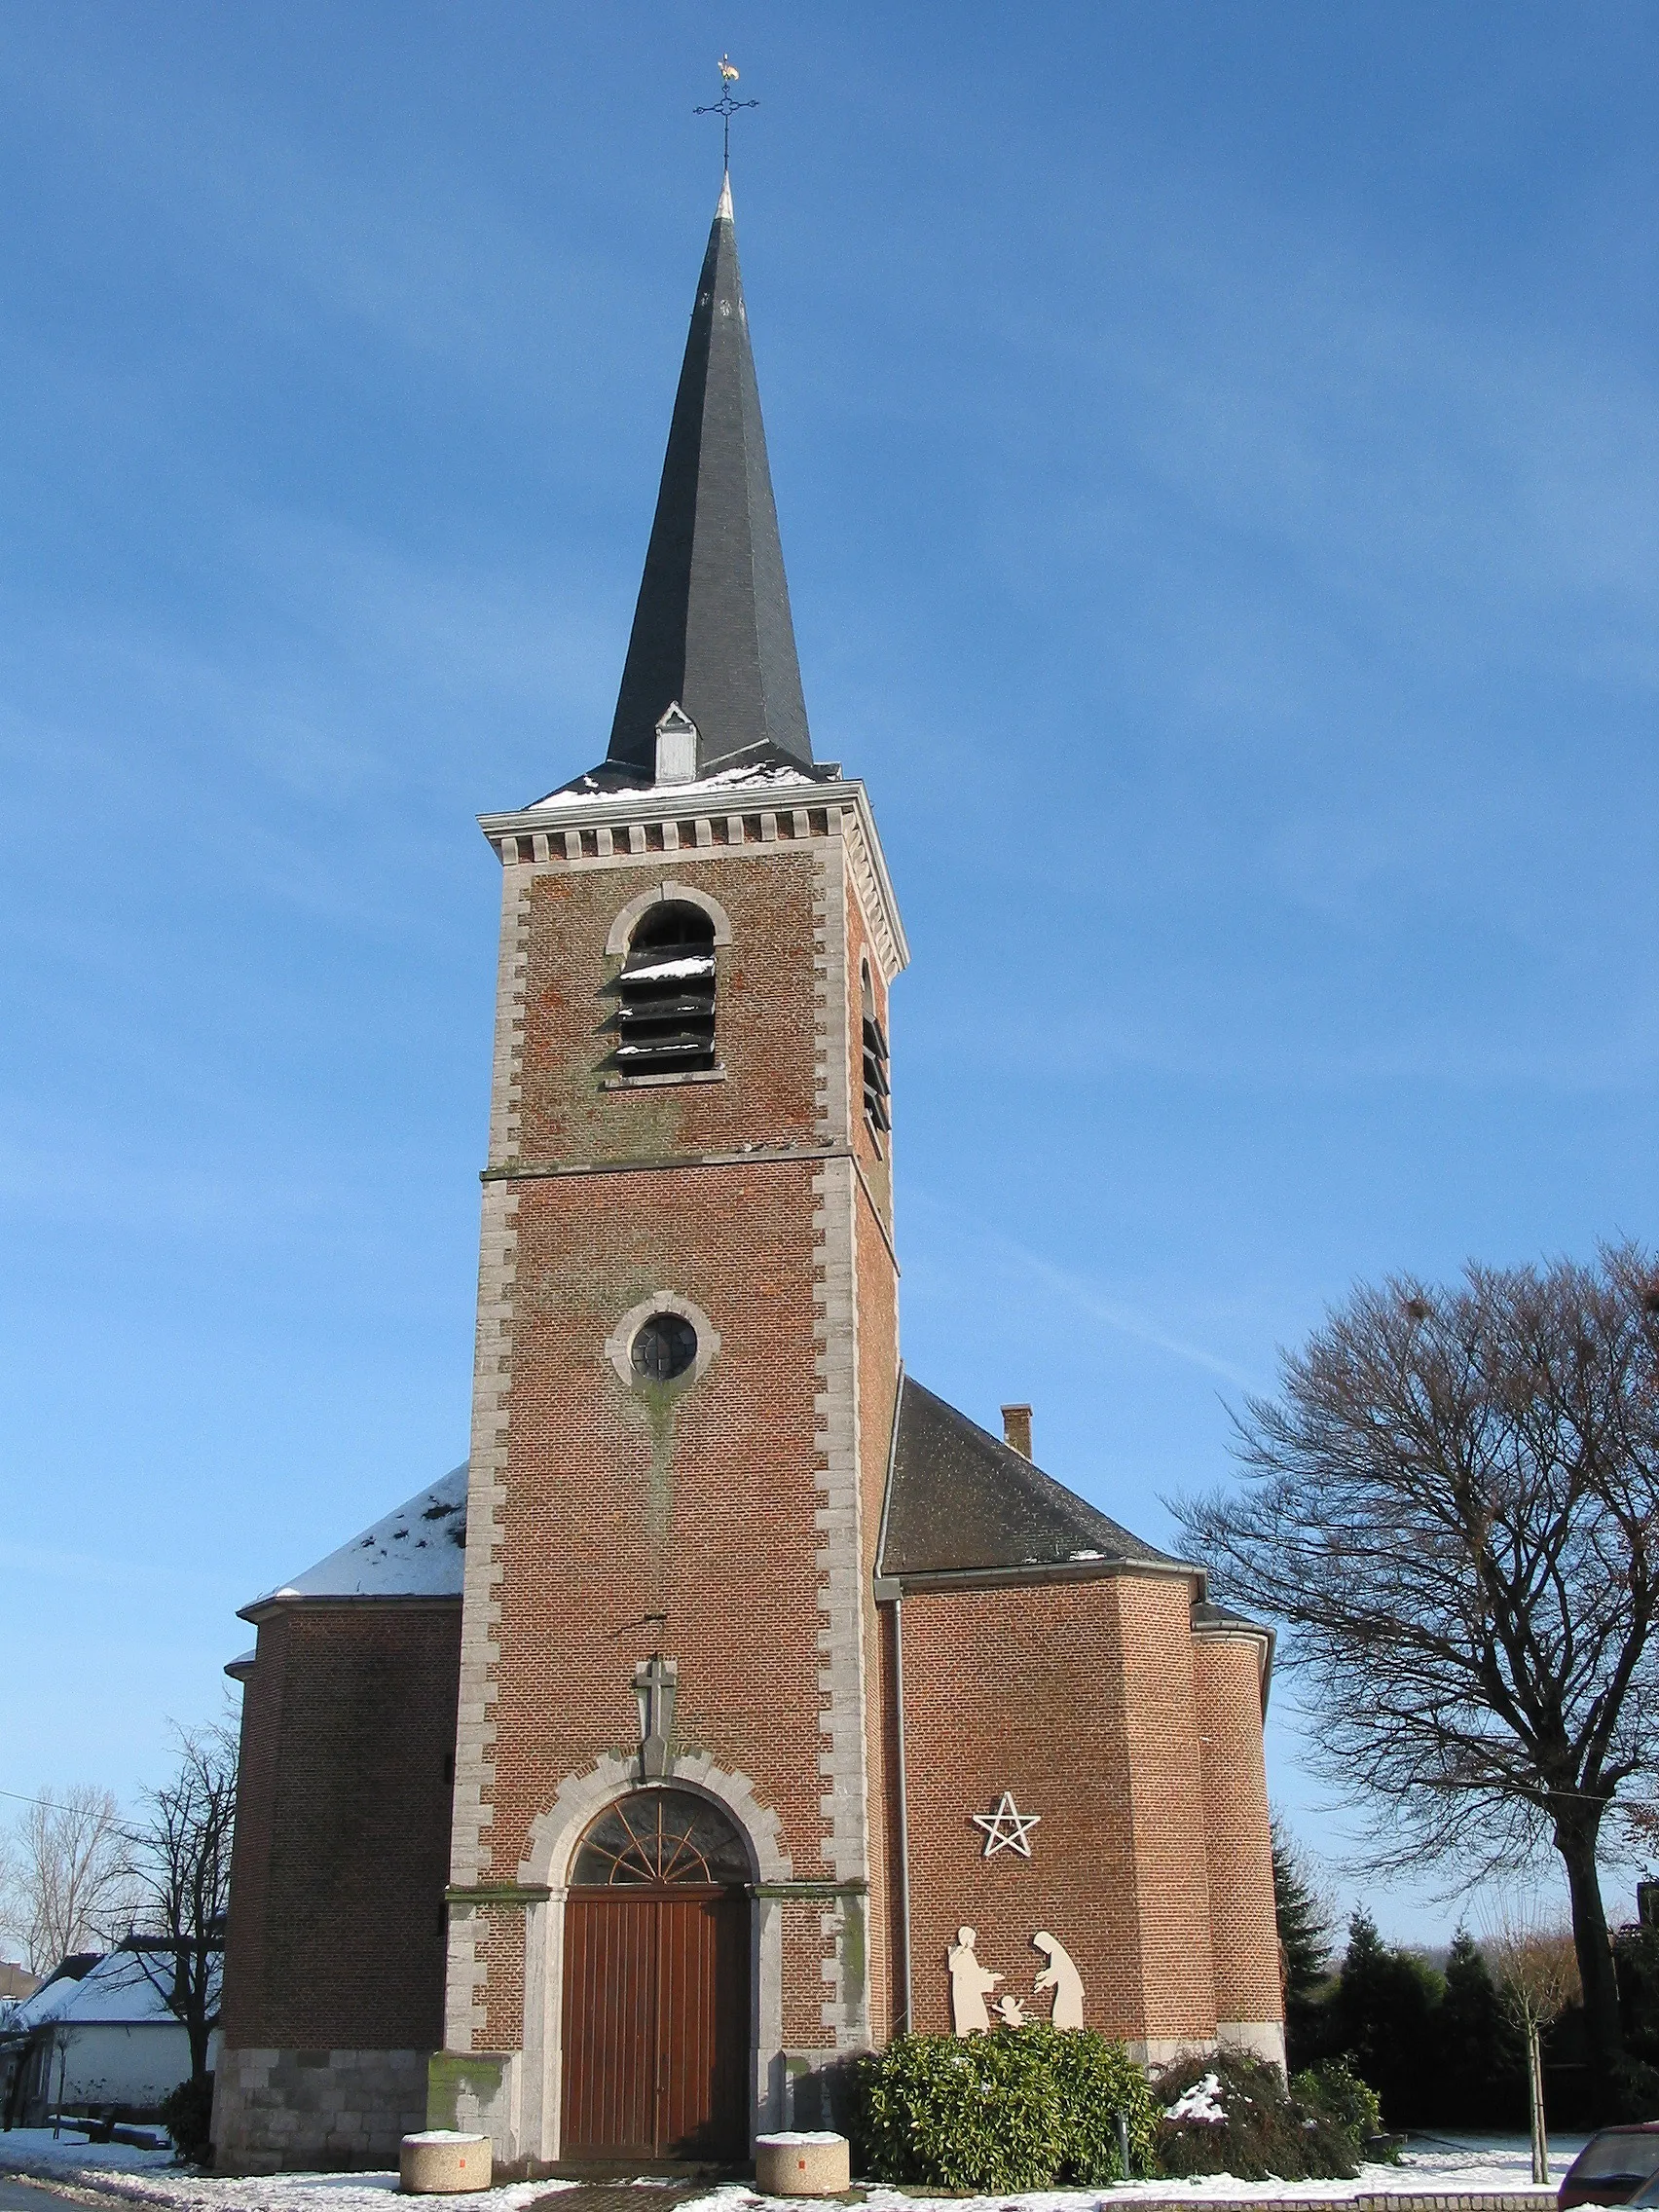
[1291,2055,1385,2145]
[1043,2029,1161,2184]
[850,2025,1159,2191]
[1154,2053,1362,2182]
[160,2074,214,2166]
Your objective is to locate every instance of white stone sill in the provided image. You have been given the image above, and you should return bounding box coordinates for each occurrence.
[600,1066,727,1091]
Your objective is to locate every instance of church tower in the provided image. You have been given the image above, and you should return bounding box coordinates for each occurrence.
[209,166,1283,2182]
[437,172,908,2164]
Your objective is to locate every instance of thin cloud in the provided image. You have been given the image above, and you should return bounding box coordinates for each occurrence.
[905,1189,1261,1389]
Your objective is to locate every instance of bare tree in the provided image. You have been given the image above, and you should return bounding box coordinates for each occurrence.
[127,1721,238,2083]
[0,1786,134,1974]
[1486,1910,1580,2182]
[0,1825,18,1966]
[1175,1244,1659,2113]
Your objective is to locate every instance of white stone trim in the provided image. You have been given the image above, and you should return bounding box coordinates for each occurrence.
[518,1754,791,1889]
[1128,2037,1217,2073]
[1217,2018,1288,2073]
[489,855,532,1167]
[512,1757,793,2164]
[812,840,852,1146]
[802,835,873,2051]
[810,1150,869,2049]
[603,876,733,954]
[443,856,531,2057]
[603,1292,721,1390]
[840,805,903,985]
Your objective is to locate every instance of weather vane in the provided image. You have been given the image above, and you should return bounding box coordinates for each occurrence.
[694,55,758,170]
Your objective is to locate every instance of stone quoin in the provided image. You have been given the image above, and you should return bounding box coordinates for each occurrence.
[210,167,1283,2178]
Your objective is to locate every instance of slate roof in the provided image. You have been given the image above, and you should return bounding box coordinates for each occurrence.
[243,1461,468,1610]
[879,1377,1193,1581]
[596,172,814,788]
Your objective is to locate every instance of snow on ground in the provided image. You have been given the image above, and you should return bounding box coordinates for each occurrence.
[0,2130,1584,2212]
[0,2131,177,2175]
[0,2134,568,2212]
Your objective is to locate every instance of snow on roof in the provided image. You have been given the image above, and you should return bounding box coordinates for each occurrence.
[8,1947,219,2032]
[531,760,822,809]
[253,1462,468,1605]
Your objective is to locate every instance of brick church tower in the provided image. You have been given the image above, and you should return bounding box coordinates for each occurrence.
[440,167,908,2161]
[211,172,1282,2178]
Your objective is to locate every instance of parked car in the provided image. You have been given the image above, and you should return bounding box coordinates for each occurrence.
[1559,2127,1659,2210]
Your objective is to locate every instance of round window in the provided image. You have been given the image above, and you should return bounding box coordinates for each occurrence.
[630,1311,698,1382]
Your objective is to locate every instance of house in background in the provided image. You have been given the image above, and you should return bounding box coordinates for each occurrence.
[0,1944,220,2127]
[0,1963,39,2008]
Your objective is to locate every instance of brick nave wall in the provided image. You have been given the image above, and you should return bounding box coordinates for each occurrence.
[221,1603,459,2052]
[1194,1634,1283,2034]
[896,1574,1219,2047]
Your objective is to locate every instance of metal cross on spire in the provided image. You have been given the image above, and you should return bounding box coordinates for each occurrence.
[694,55,758,170]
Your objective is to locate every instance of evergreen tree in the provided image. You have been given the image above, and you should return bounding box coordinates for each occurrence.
[1613,1926,1659,2071]
[1434,1928,1525,2128]
[1272,1814,1335,2071]
[1332,1908,1443,2129]
[1272,1814,1332,2002]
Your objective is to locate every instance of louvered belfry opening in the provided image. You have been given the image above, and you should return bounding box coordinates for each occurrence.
[616,904,718,1077]
[861,968,891,1131]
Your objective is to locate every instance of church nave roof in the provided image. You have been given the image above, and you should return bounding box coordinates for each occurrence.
[879,1376,1192,1584]
[244,1459,468,1611]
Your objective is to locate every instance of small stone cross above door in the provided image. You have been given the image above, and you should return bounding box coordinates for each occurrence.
[634,1653,679,1780]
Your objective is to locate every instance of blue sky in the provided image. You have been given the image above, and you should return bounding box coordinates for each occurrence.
[1,4,1654,1947]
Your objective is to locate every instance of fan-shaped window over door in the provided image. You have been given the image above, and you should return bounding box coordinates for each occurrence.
[561,1789,750,2161]
[572,1790,751,1887]
[615,906,718,1077]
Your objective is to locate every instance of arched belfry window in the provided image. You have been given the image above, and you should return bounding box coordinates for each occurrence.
[861,964,891,1132]
[616,904,718,1077]
[571,1788,750,1889]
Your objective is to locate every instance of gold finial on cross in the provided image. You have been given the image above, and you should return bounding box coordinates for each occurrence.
[695,55,758,170]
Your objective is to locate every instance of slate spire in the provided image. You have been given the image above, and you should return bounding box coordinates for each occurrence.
[605,172,813,781]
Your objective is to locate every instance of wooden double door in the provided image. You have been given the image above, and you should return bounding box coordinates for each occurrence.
[561,1885,750,2161]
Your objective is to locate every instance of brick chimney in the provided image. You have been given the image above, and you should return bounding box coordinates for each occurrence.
[1001,1404,1033,1458]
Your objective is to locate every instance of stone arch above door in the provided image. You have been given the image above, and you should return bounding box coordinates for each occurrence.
[519,1749,792,1891]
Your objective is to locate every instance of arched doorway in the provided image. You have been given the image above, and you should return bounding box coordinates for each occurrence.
[560,1788,751,2162]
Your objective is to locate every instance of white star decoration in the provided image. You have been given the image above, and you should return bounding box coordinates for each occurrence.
[971,1790,1042,1859]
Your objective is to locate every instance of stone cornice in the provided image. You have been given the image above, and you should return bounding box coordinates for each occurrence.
[238,1592,462,1626]
[1192,1612,1277,1709]
[482,1140,847,1183]
[477,775,909,980]
[883,1556,1206,1600]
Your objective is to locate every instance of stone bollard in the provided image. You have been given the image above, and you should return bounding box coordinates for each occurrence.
[755,2131,851,2197]
[400,2130,493,2194]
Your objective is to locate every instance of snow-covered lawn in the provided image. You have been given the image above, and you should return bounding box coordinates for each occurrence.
[0,2129,1585,2210]
[0,2134,555,2212]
